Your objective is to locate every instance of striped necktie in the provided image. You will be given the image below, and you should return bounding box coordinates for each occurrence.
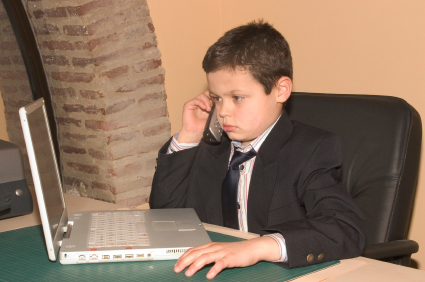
[221,148,257,229]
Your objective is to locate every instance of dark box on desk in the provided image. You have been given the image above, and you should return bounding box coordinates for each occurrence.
[0,139,32,219]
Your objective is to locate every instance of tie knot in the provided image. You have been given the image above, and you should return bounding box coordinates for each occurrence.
[229,148,257,168]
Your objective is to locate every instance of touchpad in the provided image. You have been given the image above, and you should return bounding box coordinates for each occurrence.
[176,220,196,231]
[152,221,177,231]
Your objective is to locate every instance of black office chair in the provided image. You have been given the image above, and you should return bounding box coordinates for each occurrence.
[286,92,421,267]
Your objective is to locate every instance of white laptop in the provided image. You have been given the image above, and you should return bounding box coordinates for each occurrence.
[19,98,211,264]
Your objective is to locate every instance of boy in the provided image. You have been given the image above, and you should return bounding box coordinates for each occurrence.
[150,20,365,279]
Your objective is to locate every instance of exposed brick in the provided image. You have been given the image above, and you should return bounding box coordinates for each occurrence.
[106,130,139,144]
[72,57,94,67]
[126,23,154,39]
[88,148,111,160]
[105,99,134,115]
[142,42,155,49]
[45,7,76,18]
[85,105,105,115]
[63,25,93,36]
[0,41,19,50]
[100,65,129,79]
[2,25,14,35]
[3,99,31,108]
[80,90,104,100]
[67,162,100,174]
[116,74,164,93]
[138,92,166,103]
[0,12,7,21]
[20,85,32,96]
[0,57,10,65]
[64,176,88,188]
[74,41,89,50]
[61,145,86,154]
[91,181,113,191]
[40,0,113,19]
[4,112,20,121]
[87,33,119,51]
[32,10,45,19]
[106,163,142,178]
[134,58,161,73]
[85,106,167,131]
[79,0,114,15]
[11,55,24,65]
[56,117,81,127]
[51,72,95,83]
[84,120,104,131]
[0,86,17,94]
[42,55,69,66]
[112,142,163,160]
[62,132,96,141]
[36,24,60,35]
[63,104,84,113]
[87,6,150,36]
[146,158,157,169]
[143,122,169,137]
[41,40,74,51]
[73,46,143,67]
[148,22,155,32]
[0,71,28,80]
[63,103,105,115]
[50,87,76,98]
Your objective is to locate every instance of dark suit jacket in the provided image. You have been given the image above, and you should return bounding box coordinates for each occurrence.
[150,109,365,268]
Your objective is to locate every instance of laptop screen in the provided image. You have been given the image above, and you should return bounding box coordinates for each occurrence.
[26,102,64,241]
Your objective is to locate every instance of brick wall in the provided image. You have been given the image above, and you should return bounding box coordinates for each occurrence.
[0,0,170,206]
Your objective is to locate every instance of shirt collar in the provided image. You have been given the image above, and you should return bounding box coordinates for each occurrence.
[231,114,281,153]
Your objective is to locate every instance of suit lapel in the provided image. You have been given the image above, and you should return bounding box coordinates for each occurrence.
[247,110,294,233]
[197,138,231,225]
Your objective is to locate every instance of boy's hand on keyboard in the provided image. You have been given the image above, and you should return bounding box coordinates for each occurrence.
[174,237,280,279]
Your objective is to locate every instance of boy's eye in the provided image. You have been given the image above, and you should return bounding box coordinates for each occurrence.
[233,96,244,102]
[210,95,222,102]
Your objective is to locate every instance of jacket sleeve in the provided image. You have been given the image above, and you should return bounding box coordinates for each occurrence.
[149,138,200,209]
[262,135,366,268]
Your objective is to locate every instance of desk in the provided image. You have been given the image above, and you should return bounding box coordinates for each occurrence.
[1,190,424,282]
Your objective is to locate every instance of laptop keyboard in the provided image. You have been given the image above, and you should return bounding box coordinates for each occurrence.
[88,211,150,248]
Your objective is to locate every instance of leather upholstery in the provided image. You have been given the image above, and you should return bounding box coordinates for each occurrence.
[286,92,421,265]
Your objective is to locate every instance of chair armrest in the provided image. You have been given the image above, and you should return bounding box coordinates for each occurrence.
[362,239,419,260]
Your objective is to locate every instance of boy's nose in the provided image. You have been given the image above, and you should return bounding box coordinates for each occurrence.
[218,102,231,117]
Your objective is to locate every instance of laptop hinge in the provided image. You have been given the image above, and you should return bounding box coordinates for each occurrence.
[63,223,73,239]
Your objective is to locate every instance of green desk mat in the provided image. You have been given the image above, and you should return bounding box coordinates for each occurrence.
[0,225,338,281]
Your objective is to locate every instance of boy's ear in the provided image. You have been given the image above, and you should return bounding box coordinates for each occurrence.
[275,76,292,103]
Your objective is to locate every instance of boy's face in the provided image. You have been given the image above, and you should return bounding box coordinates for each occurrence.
[207,69,291,145]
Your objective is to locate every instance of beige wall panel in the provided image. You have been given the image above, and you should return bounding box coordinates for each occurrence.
[148,0,221,134]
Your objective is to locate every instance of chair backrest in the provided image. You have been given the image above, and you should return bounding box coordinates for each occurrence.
[286,92,422,245]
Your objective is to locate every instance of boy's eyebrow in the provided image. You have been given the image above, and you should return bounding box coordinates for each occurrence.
[209,90,247,97]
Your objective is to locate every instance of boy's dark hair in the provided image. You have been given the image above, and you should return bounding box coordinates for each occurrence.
[202,20,293,94]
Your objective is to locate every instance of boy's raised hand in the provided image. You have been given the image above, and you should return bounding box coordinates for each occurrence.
[174,237,281,279]
[177,91,212,144]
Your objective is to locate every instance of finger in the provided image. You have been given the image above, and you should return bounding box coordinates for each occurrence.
[184,251,225,277]
[186,97,210,112]
[197,92,213,110]
[206,258,229,279]
[175,244,222,273]
[177,243,214,262]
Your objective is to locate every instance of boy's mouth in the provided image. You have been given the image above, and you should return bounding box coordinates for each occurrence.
[223,123,237,132]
